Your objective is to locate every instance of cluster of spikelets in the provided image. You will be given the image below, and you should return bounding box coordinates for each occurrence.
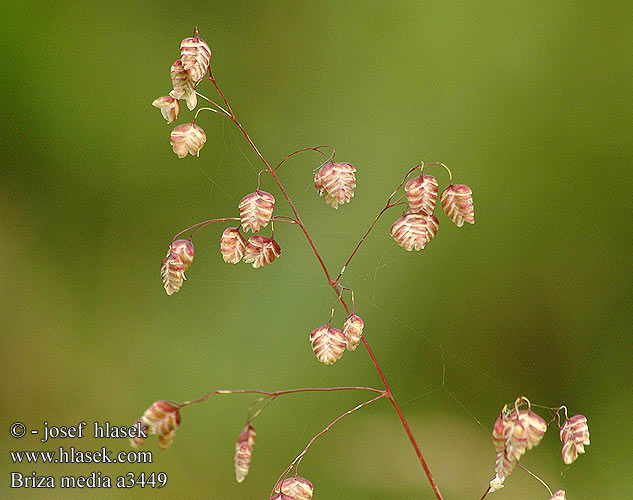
[159,158,359,294]
[130,403,314,498]
[390,168,474,251]
[152,28,211,158]
[161,188,282,294]
[310,314,364,365]
[488,397,589,498]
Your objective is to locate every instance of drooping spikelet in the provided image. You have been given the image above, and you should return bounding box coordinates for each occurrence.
[220,227,247,264]
[310,325,346,365]
[440,184,475,227]
[130,400,181,450]
[390,212,439,251]
[152,96,180,123]
[314,161,356,208]
[405,174,438,214]
[490,401,548,482]
[243,235,281,268]
[549,490,566,500]
[343,314,364,351]
[238,191,275,233]
[274,476,314,500]
[234,424,256,483]
[560,415,590,465]
[169,59,197,111]
[170,122,206,158]
[180,27,211,84]
[161,239,195,295]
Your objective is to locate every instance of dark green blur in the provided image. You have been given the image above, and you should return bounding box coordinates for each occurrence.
[1,1,631,499]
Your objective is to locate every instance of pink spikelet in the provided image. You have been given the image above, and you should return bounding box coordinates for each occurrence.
[220,227,247,264]
[560,414,590,465]
[129,419,148,449]
[405,174,438,214]
[180,27,211,84]
[244,235,281,268]
[152,96,180,123]
[390,212,439,250]
[314,161,356,208]
[274,476,314,500]
[549,490,566,500]
[343,314,364,351]
[130,401,181,450]
[169,59,197,111]
[170,122,206,158]
[490,400,547,485]
[310,325,346,365]
[440,184,475,227]
[234,424,256,483]
[161,239,195,295]
[239,190,275,233]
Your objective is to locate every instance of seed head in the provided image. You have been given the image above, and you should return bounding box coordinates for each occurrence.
[130,400,181,450]
[343,314,364,351]
[314,161,356,208]
[169,59,197,111]
[440,184,474,227]
[560,414,590,465]
[220,227,247,264]
[170,122,206,158]
[244,235,281,268]
[273,476,314,500]
[390,212,439,251]
[180,27,211,84]
[405,174,438,214]
[549,490,566,500]
[239,190,275,233]
[152,96,180,123]
[310,325,346,365]
[234,424,256,483]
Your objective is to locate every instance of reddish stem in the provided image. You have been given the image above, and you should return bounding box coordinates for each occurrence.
[177,386,384,408]
[210,73,443,500]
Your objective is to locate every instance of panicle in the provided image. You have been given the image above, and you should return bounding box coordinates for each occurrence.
[390,212,439,251]
[310,325,346,365]
[405,174,438,214]
[239,191,275,233]
[560,414,590,465]
[343,313,364,351]
[314,161,356,208]
[152,96,180,123]
[180,27,211,84]
[130,400,181,450]
[440,184,475,227]
[170,122,206,158]
[220,227,247,264]
[273,476,314,500]
[243,235,281,268]
[169,59,197,111]
[234,424,256,483]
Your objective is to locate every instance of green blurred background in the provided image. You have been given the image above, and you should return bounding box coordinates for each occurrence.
[1,1,632,498]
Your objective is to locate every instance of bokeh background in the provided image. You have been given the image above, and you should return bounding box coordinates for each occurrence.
[1,1,632,499]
